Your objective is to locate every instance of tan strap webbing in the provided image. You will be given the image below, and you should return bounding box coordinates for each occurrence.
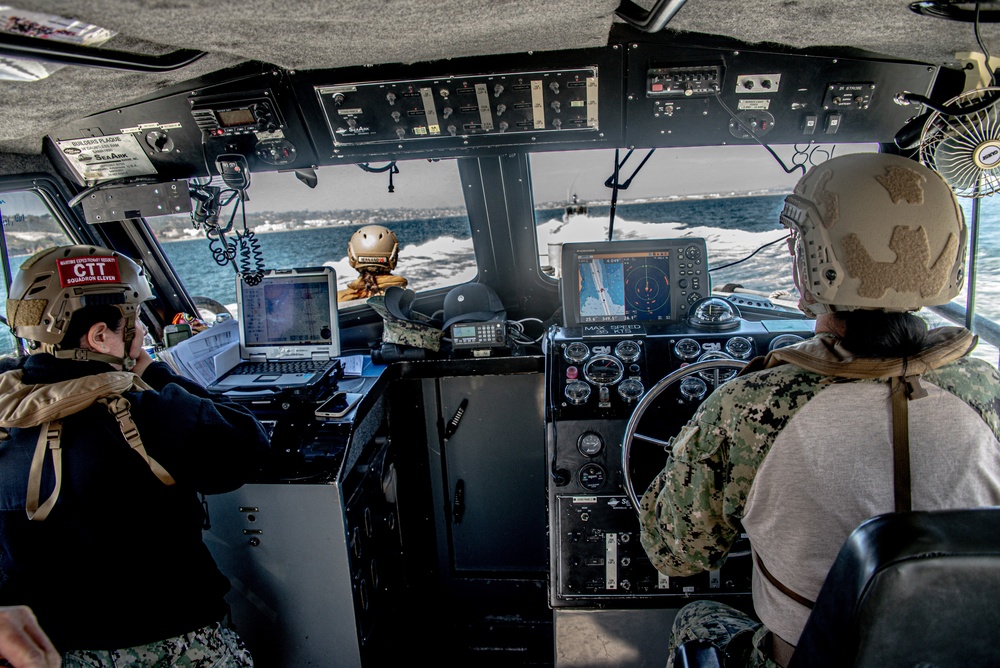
[98,396,176,486]
[24,395,175,522]
[890,376,913,513]
[25,420,62,521]
[754,551,815,609]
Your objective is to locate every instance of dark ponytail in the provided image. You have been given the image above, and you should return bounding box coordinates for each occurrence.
[833,310,929,358]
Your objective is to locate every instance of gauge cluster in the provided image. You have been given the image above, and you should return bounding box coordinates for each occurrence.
[545,318,814,606]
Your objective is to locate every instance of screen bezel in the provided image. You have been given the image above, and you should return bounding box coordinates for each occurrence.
[559,238,709,329]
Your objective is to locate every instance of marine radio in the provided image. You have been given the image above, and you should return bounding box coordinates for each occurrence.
[190,93,283,138]
[450,320,507,351]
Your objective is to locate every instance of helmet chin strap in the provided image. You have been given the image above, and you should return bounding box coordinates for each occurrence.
[49,310,139,371]
[52,347,135,370]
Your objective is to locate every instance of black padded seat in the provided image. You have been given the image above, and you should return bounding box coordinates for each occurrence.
[675,508,1000,667]
[789,508,1000,668]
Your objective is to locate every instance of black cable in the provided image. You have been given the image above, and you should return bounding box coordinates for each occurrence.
[608,149,622,241]
[712,94,808,176]
[388,163,399,193]
[357,161,398,173]
[899,90,1000,115]
[976,1,995,87]
[708,233,790,273]
[66,176,161,208]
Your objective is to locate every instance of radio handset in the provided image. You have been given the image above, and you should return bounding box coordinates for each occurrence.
[215,154,251,196]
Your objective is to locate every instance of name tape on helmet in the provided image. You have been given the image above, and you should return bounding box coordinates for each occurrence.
[56,256,122,287]
[358,255,389,264]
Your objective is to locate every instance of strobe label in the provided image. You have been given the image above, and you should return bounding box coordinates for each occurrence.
[56,256,121,287]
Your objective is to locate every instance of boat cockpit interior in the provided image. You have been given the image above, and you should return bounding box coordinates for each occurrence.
[1,1,999,665]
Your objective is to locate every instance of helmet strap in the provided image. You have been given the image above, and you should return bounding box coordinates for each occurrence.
[53,347,135,370]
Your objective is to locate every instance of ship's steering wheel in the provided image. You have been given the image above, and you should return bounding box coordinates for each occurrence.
[621,358,747,517]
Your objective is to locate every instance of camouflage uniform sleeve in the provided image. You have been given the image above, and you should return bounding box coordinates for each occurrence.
[639,365,826,577]
[925,357,1000,441]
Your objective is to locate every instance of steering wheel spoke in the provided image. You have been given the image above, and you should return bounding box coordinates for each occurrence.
[622,358,747,515]
[633,432,671,448]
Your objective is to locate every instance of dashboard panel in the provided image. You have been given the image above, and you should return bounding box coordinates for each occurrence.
[545,311,814,606]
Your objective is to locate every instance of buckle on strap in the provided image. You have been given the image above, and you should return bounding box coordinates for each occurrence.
[26,419,63,521]
[98,395,176,486]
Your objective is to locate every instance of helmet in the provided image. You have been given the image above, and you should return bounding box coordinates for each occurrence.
[348,225,399,272]
[6,245,152,365]
[780,153,966,316]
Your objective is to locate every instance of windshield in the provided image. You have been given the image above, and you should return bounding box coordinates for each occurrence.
[530,145,1000,364]
[0,187,76,358]
[147,158,473,314]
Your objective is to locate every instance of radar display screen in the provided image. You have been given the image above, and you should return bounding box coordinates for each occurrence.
[560,238,709,329]
[577,250,671,323]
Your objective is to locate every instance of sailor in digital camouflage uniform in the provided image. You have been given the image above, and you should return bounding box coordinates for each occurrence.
[638,153,1000,668]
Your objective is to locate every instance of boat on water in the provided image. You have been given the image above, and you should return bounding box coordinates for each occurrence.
[564,194,589,221]
[0,1,999,665]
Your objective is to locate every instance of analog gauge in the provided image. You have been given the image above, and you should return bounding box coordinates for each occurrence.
[725,336,754,360]
[769,333,806,351]
[674,338,702,361]
[564,380,591,405]
[577,432,604,457]
[563,341,590,364]
[583,355,625,386]
[615,339,641,363]
[697,350,740,382]
[685,245,702,261]
[679,376,709,402]
[617,378,645,403]
[579,463,607,491]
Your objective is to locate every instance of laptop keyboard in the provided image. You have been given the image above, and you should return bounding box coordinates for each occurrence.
[230,360,334,376]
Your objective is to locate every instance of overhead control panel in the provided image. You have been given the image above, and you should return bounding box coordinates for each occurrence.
[623,35,942,147]
[312,66,602,158]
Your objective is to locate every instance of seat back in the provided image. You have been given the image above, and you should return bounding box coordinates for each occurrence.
[788,508,1000,668]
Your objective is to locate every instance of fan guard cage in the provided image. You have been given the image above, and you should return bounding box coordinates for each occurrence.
[919,86,1000,198]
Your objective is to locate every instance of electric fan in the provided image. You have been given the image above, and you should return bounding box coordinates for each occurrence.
[918,87,1000,198]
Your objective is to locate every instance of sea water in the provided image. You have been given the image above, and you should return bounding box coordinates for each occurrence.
[2,195,998,359]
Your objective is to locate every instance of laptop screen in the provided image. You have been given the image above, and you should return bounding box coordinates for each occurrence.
[236,267,340,358]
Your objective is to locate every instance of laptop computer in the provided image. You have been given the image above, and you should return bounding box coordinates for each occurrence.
[208,267,340,392]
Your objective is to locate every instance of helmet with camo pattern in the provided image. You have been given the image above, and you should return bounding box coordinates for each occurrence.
[780,152,966,316]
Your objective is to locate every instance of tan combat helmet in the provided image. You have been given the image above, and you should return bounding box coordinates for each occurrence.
[348,224,400,273]
[5,245,152,368]
[780,152,967,316]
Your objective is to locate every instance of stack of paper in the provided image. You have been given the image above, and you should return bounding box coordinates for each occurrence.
[156,317,239,386]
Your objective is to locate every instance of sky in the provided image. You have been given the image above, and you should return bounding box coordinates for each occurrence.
[243,143,877,212]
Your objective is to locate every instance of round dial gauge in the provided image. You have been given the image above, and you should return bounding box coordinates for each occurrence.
[769,333,806,351]
[674,338,702,361]
[615,340,641,363]
[725,336,754,360]
[563,341,590,364]
[617,378,645,403]
[577,432,604,457]
[679,376,709,401]
[579,463,607,491]
[697,351,740,382]
[583,355,625,386]
[564,380,591,405]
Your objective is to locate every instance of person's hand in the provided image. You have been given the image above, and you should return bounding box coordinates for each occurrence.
[129,320,154,376]
[0,606,60,668]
